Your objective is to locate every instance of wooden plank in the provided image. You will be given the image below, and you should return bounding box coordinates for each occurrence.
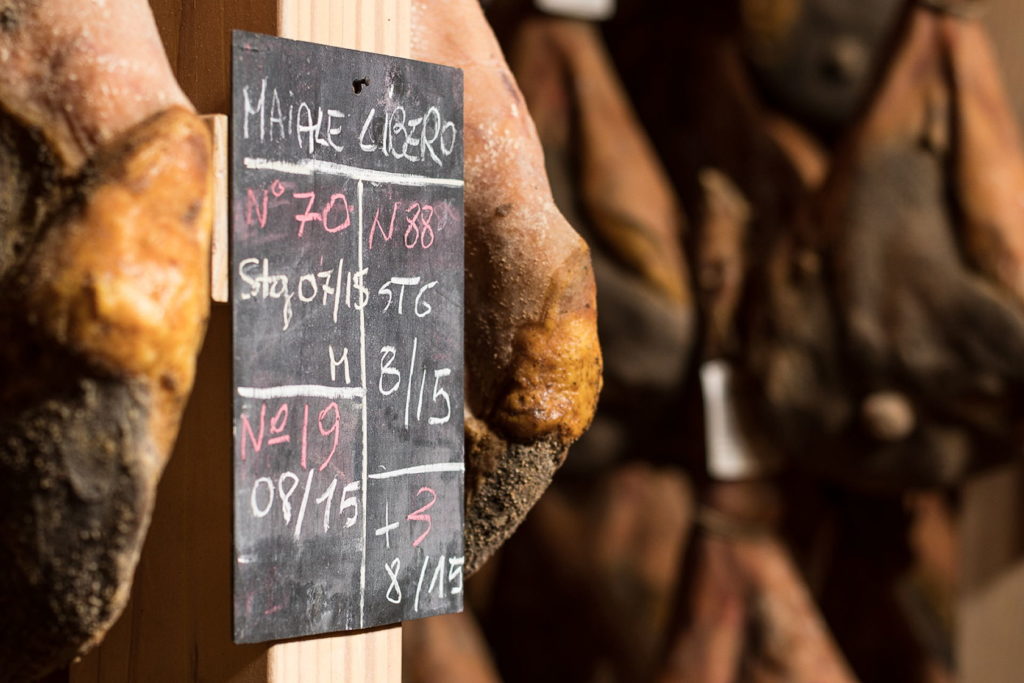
[276,0,408,58]
[69,1,410,681]
[239,5,407,675]
[245,5,408,675]
[342,2,359,56]
[268,626,401,681]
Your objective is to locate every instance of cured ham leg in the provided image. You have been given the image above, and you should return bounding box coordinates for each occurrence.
[411,0,602,573]
[704,1,1024,489]
[0,1,211,679]
[805,3,1024,485]
[661,484,857,683]
[468,462,693,683]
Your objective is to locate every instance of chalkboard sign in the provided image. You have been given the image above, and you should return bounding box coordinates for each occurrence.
[230,31,464,643]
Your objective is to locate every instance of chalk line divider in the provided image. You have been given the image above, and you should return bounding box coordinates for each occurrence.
[358,178,369,629]
[367,463,465,479]
[244,156,464,188]
[237,385,365,400]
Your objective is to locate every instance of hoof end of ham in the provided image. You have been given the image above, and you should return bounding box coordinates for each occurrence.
[0,105,212,681]
[464,247,601,575]
[492,286,602,445]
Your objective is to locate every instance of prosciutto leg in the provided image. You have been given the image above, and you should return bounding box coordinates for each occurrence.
[411,0,602,573]
[805,4,1024,485]
[0,1,211,679]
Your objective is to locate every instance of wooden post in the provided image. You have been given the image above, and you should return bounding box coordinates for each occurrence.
[69,2,409,680]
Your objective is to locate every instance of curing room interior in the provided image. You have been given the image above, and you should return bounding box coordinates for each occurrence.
[2,1,1024,682]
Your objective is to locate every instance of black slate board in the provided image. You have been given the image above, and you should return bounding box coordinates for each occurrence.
[230,30,464,643]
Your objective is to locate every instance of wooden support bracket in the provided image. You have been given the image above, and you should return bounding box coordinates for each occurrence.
[205,114,230,304]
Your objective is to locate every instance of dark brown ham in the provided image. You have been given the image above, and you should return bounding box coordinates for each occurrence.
[620,2,1024,489]
[761,4,1024,486]
[660,483,857,683]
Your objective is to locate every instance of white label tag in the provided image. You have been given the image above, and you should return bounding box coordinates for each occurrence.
[535,0,616,21]
[700,360,771,481]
